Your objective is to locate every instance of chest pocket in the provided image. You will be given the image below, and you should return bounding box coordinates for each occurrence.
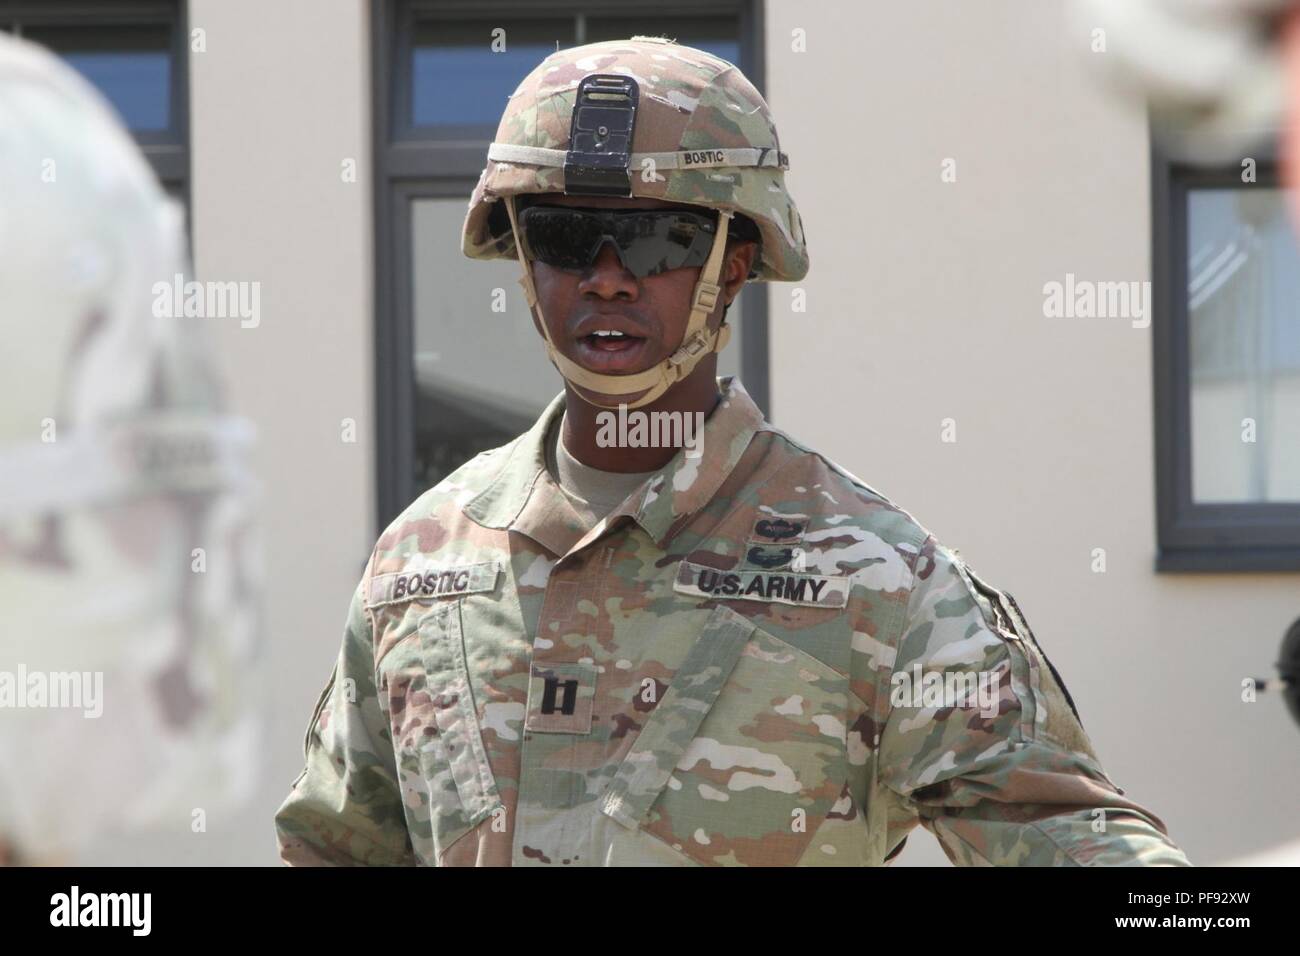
[379,598,502,860]
[599,605,849,866]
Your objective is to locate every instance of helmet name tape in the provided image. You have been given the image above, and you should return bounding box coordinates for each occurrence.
[488,143,789,172]
[563,74,639,197]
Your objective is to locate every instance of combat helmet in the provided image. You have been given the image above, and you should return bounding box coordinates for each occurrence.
[462,35,808,409]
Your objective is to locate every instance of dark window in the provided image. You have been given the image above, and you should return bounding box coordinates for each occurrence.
[585,15,739,64]
[409,17,573,129]
[4,2,188,198]
[22,23,172,131]
[1152,141,1300,570]
[374,0,766,526]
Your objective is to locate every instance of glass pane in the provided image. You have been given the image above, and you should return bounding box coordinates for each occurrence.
[411,197,558,490]
[584,17,741,67]
[24,23,172,132]
[410,196,745,492]
[411,18,574,128]
[1188,188,1300,502]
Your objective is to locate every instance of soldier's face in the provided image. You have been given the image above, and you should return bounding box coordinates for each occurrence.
[525,193,755,386]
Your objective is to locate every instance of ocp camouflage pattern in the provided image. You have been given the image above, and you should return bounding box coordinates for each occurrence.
[275,378,1190,866]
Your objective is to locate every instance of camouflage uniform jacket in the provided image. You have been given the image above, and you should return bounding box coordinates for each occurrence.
[275,377,1190,866]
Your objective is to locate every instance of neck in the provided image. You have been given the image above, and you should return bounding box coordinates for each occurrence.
[560,358,722,472]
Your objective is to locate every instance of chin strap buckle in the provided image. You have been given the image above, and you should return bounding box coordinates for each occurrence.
[691,281,721,313]
[669,330,714,366]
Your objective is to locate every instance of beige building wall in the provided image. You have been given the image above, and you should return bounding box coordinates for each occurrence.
[764,0,1300,864]
[98,0,375,864]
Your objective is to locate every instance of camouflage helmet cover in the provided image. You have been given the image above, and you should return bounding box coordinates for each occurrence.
[0,33,260,860]
[462,35,809,282]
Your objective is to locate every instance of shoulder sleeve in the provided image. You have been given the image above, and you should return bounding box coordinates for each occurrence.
[876,536,1190,866]
[274,563,414,866]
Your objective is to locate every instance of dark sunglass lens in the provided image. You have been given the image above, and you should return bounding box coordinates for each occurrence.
[617,212,714,277]
[521,209,604,270]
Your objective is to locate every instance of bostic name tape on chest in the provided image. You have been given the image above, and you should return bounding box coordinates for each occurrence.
[674,561,849,608]
[367,562,499,608]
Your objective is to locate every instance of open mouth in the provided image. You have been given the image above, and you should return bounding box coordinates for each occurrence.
[573,329,650,372]
[582,330,641,352]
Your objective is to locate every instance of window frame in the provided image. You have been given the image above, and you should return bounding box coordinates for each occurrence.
[373,0,769,527]
[4,0,190,201]
[1151,132,1300,572]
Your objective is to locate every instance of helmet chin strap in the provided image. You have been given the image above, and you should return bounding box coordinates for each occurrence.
[504,195,733,411]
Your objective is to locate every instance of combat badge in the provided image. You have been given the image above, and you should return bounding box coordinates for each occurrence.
[747,515,807,544]
[744,544,796,569]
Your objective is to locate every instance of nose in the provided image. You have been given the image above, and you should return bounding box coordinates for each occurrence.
[576,240,638,300]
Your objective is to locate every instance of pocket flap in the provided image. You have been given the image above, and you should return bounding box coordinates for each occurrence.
[599,605,756,830]
[417,602,502,825]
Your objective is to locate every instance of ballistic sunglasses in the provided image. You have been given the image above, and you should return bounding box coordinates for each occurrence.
[517,205,720,278]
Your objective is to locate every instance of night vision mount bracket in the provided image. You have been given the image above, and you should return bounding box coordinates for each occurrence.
[563,74,639,197]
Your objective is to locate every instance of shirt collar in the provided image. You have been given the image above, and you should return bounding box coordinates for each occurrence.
[462,376,766,555]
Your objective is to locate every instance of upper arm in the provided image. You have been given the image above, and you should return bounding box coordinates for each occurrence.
[274,569,415,866]
[876,537,1189,866]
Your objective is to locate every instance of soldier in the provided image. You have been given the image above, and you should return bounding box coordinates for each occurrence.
[276,36,1190,866]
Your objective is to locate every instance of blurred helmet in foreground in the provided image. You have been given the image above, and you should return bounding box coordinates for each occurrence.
[0,34,260,862]
[1073,1,1293,143]
[1074,1,1300,224]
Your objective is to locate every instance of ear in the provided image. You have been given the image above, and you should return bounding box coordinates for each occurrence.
[722,240,758,305]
